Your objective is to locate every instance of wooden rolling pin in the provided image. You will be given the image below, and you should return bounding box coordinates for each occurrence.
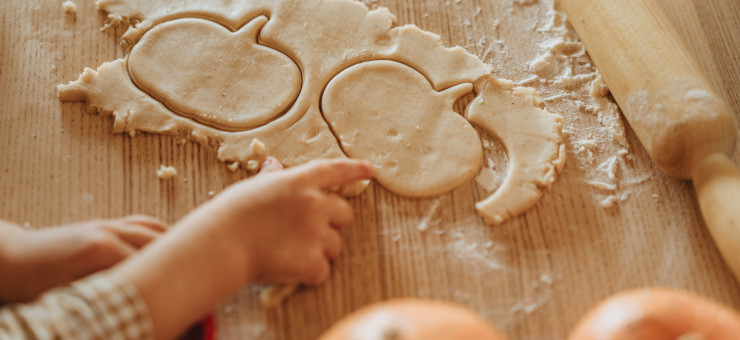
[560,0,740,281]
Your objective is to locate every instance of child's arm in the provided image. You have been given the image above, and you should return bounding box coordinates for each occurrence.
[111,158,373,339]
[0,158,371,340]
[0,216,166,302]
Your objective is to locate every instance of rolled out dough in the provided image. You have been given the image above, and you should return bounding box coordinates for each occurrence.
[58,0,565,224]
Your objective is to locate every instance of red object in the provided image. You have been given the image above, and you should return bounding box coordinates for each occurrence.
[201,314,216,340]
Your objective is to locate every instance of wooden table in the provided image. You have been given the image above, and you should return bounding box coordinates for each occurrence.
[1,0,739,339]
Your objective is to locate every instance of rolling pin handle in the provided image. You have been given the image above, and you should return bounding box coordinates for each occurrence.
[693,153,740,281]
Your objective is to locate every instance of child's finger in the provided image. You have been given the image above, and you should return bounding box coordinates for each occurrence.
[298,158,373,190]
[325,194,355,229]
[104,222,162,249]
[120,215,168,232]
[258,157,284,175]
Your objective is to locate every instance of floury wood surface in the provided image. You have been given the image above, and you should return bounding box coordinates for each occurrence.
[560,0,740,288]
[1,1,739,339]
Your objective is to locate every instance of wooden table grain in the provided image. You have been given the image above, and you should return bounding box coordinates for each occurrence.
[1,0,739,339]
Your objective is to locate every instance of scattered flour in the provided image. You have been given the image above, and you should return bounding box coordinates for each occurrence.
[358,0,634,326]
[416,199,441,233]
[539,274,553,286]
[446,229,506,272]
[453,0,633,208]
[453,290,471,303]
[81,192,95,205]
[510,295,549,315]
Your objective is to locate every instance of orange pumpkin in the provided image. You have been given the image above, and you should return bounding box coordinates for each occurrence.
[569,288,740,340]
[319,299,507,340]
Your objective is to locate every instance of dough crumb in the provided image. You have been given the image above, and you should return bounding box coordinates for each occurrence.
[246,160,260,173]
[250,138,266,157]
[100,13,123,32]
[331,179,370,197]
[157,165,177,180]
[588,180,617,191]
[540,274,554,286]
[590,75,610,98]
[63,1,76,16]
[207,191,215,196]
[23,222,32,229]
[600,192,629,209]
[227,162,240,172]
[599,195,618,208]
[454,290,470,302]
[260,284,299,308]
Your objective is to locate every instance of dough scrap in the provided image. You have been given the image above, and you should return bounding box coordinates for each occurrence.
[467,76,566,224]
[58,0,566,224]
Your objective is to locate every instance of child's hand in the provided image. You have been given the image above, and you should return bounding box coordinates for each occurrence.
[0,216,166,302]
[112,158,373,339]
[182,157,374,286]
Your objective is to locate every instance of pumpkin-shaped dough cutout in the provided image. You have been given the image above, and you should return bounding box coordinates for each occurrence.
[322,60,483,197]
[128,16,302,131]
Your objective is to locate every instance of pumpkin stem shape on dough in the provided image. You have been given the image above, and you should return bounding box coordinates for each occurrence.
[127,15,302,131]
[321,60,483,197]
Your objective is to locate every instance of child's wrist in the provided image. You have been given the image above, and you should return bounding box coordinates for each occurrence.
[180,208,259,286]
[219,232,258,286]
[0,225,25,266]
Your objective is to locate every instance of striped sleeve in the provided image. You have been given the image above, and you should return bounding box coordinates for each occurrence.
[0,271,153,340]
